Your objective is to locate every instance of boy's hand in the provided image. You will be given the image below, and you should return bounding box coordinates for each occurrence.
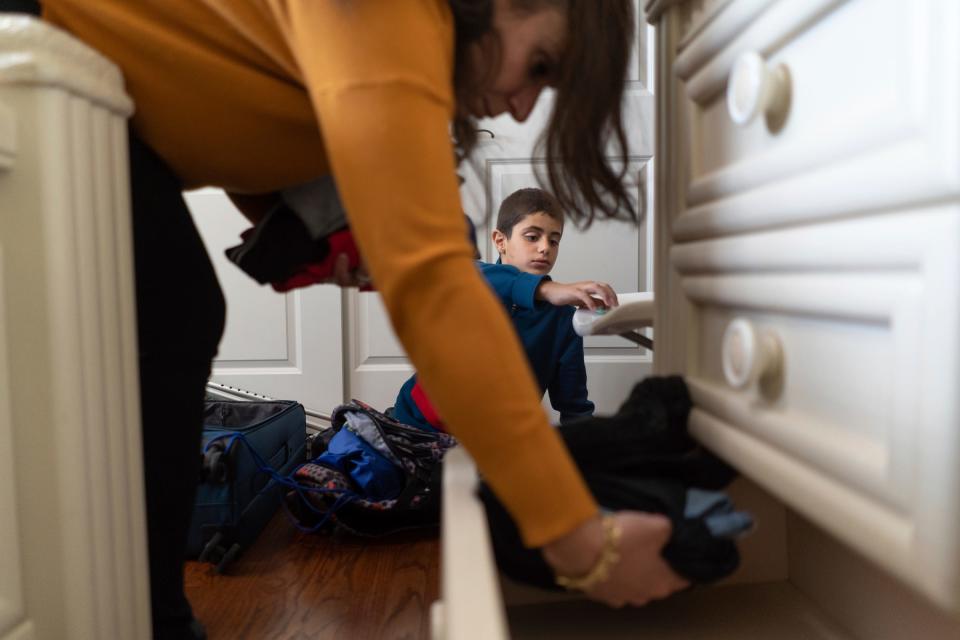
[537,280,618,311]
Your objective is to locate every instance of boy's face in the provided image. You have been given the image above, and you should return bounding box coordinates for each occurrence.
[493,211,563,276]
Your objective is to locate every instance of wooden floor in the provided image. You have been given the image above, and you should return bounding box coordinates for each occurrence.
[184,513,440,640]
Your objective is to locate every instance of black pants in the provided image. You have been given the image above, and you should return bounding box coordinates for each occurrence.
[0,0,39,14]
[129,132,226,638]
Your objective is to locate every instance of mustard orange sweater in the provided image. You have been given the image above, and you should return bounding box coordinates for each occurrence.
[43,0,597,546]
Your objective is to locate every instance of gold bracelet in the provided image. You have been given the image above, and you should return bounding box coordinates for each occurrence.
[554,514,622,591]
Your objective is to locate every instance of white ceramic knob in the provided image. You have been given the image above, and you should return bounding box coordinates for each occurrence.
[726,51,789,127]
[722,318,782,390]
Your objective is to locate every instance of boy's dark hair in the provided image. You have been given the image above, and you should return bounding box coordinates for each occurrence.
[450,0,637,229]
[496,188,564,237]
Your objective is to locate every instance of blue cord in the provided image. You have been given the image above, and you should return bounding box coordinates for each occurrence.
[203,431,359,533]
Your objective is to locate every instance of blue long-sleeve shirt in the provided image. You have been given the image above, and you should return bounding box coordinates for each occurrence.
[393,262,594,430]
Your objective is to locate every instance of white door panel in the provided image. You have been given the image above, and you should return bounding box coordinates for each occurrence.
[344,291,410,410]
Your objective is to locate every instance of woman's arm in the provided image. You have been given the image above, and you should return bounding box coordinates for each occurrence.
[274,0,598,547]
[273,0,688,606]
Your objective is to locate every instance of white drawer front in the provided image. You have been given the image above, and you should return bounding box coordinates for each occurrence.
[688,301,915,511]
[671,206,960,610]
[673,0,960,241]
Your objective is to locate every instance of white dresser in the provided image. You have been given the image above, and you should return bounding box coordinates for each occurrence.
[650,0,960,615]
[433,1,960,638]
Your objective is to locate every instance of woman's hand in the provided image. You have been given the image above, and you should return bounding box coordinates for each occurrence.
[537,280,618,311]
[541,512,690,608]
[323,252,372,288]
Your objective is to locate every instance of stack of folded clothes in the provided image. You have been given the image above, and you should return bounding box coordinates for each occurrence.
[225,175,369,292]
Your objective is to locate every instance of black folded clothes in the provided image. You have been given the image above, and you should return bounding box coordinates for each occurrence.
[224,175,348,285]
[479,375,754,590]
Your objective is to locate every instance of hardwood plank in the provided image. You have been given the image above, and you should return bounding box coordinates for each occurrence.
[185,513,439,640]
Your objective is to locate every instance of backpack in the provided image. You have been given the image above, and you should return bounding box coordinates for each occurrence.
[286,400,457,537]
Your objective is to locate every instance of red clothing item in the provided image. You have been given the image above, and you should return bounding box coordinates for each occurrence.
[273,229,373,293]
[410,380,445,431]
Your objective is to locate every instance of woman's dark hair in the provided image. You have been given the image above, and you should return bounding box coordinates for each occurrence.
[449,0,637,229]
[449,0,494,158]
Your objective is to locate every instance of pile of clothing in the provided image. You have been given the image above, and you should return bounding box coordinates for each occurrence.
[480,376,753,589]
[286,400,456,536]
[225,175,369,292]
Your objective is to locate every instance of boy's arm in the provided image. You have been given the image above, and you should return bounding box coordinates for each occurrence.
[549,326,595,423]
[479,263,619,312]
[479,262,547,309]
[537,280,618,311]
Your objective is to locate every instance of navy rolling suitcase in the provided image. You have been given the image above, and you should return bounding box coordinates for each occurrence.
[188,399,307,571]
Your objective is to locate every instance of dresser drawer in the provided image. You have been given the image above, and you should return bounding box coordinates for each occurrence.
[671,205,960,610]
[671,0,960,241]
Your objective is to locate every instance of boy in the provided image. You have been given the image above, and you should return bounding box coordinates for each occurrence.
[393,187,618,430]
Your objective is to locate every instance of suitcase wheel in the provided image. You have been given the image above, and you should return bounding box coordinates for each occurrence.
[198,531,224,564]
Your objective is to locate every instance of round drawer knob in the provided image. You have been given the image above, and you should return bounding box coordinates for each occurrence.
[722,318,782,390]
[726,50,790,127]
